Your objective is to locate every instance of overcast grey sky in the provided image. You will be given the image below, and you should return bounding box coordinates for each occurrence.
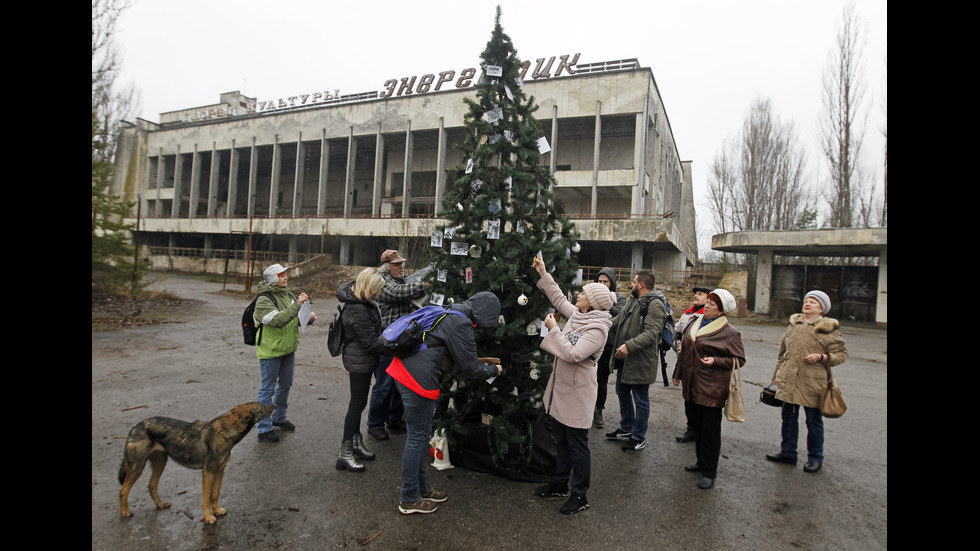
[115,0,887,255]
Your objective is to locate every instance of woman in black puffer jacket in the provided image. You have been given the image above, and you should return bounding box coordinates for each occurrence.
[336,268,385,472]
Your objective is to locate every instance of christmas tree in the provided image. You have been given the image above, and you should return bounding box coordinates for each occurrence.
[427,6,582,478]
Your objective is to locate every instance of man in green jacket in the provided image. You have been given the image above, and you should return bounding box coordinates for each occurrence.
[604,271,668,452]
[254,263,317,443]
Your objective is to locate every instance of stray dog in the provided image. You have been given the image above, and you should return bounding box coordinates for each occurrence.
[118,401,274,524]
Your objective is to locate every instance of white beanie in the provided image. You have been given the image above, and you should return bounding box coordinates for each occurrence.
[263,263,288,285]
[804,290,831,315]
[582,282,614,311]
[708,288,736,315]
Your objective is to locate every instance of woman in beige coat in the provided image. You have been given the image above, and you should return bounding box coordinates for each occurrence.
[531,256,613,515]
[766,290,848,473]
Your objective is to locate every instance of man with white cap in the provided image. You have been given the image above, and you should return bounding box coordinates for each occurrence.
[366,249,429,441]
[253,263,317,443]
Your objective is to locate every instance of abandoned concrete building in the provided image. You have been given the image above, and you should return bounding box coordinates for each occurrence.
[111,56,698,284]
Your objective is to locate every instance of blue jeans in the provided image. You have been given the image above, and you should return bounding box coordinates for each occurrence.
[780,403,824,462]
[395,381,437,504]
[614,367,650,441]
[367,355,404,430]
[256,352,295,434]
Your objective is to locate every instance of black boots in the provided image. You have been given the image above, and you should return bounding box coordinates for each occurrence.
[352,433,375,461]
[336,440,365,472]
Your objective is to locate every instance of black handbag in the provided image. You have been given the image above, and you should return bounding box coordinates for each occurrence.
[760,384,784,407]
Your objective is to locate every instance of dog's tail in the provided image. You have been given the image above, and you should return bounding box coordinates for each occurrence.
[118,422,146,485]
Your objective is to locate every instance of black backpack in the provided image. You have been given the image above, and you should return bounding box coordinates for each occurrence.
[242,292,274,346]
[327,304,345,357]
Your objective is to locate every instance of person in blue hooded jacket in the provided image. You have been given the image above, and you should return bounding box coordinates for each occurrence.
[386,291,502,515]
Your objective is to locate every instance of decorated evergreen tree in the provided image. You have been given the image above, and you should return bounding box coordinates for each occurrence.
[427,6,582,478]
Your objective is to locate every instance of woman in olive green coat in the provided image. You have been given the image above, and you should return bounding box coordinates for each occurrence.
[766,291,848,473]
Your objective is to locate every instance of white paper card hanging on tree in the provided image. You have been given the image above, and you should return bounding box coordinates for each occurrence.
[572,269,583,285]
[504,176,513,190]
[486,107,503,125]
[437,269,447,282]
[486,65,502,77]
[444,227,456,239]
[465,267,473,283]
[487,220,500,239]
[429,292,445,306]
[430,231,443,247]
[504,130,516,145]
[504,85,514,100]
[465,158,474,174]
[515,220,524,233]
[537,137,551,154]
[450,241,469,255]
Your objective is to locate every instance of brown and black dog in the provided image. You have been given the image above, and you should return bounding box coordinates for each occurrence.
[118,401,274,524]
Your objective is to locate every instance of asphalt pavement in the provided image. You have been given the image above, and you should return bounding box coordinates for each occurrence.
[91,273,887,550]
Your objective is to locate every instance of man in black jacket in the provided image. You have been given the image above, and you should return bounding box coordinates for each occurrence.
[387,291,502,515]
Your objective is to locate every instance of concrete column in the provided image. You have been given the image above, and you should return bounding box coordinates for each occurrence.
[227,140,239,217]
[550,105,558,173]
[875,248,887,327]
[635,108,647,215]
[317,130,329,216]
[292,132,305,217]
[171,146,183,218]
[189,144,200,218]
[754,248,774,315]
[402,121,413,217]
[630,243,644,275]
[434,118,447,212]
[154,148,164,217]
[343,127,356,218]
[207,141,219,218]
[339,235,352,265]
[247,137,257,219]
[288,236,298,265]
[592,101,601,217]
[269,134,281,218]
[373,124,384,217]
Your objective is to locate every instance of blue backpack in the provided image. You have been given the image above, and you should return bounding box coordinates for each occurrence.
[377,306,466,358]
[639,296,675,386]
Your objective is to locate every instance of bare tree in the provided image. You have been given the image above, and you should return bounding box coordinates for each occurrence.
[819,3,869,228]
[707,96,813,235]
[92,0,138,169]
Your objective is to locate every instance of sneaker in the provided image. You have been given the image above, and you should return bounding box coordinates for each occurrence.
[367,427,390,441]
[398,499,438,515]
[272,420,296,432]
[592,409,605,428]
[559,493,589,515]
[622,437,646,451]
[535,482,570,498]
[257,431,279,443]
[421,488,448,503]
[605,428,631,441]
[386,418,406,432]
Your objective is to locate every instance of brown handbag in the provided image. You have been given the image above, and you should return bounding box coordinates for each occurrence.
[818,366,847,418]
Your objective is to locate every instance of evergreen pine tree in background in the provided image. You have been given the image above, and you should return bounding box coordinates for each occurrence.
[428,6,582,476]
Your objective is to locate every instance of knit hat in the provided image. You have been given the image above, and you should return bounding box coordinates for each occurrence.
[804,290,831,315]
[582,282,615,311]
[263,263,288,284]
[708,288,736,315]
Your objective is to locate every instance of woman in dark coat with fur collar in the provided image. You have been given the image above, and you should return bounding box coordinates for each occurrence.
[672,288,745,490]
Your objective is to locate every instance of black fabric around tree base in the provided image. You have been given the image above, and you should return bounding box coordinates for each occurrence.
[448,417,557,482]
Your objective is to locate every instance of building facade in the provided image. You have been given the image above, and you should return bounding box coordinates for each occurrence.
[112,56,698,280]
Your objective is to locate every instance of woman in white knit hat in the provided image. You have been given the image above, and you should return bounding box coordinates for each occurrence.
[766,290,848,473]
[672,288,745,490]
[531,255,614,515]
